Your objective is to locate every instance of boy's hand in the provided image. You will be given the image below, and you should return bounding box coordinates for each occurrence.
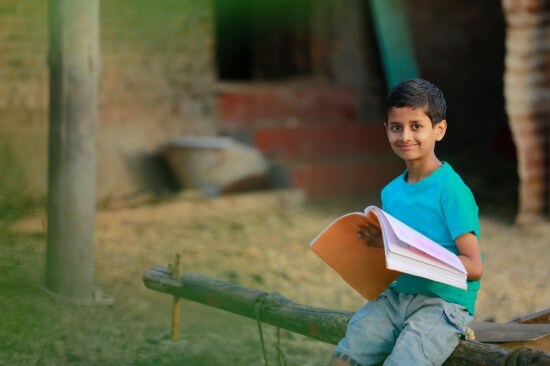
[357,222,383,248]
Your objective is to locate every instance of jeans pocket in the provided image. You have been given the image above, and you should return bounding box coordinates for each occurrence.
[442,304,473,336]
[421,304,471,363]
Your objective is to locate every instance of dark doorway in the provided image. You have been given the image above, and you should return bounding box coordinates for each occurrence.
[214,0,312,80]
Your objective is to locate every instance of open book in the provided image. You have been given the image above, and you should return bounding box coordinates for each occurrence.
[310,205,467,300]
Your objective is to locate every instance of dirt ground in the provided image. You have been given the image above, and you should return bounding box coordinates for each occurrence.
[1,190,549,365]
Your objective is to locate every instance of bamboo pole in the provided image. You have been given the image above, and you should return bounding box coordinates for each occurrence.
[143,266,550,365]
[168,253,183,341]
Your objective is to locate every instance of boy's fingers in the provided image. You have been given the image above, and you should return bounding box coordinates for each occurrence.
[357,227,370,241]
[357,227,382,249]
[357,226,371,237]
[363,223,380,237]
[358,224,383,248]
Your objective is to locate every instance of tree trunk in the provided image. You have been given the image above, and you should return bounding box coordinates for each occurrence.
[46,0,100,300]
[143,266,549,365]
[502,0,550,223]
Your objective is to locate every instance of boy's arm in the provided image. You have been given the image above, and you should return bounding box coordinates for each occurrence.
[455,233,483,280]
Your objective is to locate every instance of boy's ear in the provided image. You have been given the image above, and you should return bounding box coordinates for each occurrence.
[435,120,447,141]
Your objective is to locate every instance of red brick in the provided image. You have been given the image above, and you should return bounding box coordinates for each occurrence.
[254,123,390,160]
[289,158,403,198]
[219,87,358,127]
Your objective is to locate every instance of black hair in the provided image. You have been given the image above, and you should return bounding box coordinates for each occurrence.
[385,78,446,125]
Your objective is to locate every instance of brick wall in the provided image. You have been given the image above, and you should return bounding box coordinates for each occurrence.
[0,0,217,203]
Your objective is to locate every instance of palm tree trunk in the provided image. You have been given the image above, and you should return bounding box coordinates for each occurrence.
[502,0,550,223]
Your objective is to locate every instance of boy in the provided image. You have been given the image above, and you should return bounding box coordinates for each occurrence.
[329,79,483,366]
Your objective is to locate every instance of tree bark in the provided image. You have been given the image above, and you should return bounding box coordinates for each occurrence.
[502,0,550,223]
[46,0,100,300]
[143,266,549,365]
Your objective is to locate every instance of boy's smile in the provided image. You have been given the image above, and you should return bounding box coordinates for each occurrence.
[386,106,446,178]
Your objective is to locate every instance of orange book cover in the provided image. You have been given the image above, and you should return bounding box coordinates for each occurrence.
[310,210,401,300]
[310,206,468,300]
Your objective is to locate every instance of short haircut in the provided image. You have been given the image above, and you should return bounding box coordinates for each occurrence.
[385,78,447,125]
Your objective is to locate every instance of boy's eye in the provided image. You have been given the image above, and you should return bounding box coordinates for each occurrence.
[412,123,421,130]
[390,125,401,131]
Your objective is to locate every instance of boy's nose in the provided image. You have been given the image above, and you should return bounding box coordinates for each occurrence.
[400,128,412,141]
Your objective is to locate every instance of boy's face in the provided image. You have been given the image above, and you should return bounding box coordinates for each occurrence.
[385,106,446,165]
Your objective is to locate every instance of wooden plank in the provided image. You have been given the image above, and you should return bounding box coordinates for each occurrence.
[513,308,550,325]
[470,322,550,343]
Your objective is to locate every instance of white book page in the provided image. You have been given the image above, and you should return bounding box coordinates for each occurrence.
[386,253,467,290]
[375,209,462,276]
[366,206,466,274]
[389,237,464,275]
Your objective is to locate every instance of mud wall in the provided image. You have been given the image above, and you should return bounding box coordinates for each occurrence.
[0,1,217,204]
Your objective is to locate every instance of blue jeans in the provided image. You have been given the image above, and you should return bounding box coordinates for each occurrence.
[333,288,473,366]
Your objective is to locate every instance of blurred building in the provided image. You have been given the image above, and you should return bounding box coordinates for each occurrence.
[0,0,511,207]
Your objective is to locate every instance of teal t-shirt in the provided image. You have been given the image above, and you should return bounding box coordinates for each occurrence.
[381,162,481,315]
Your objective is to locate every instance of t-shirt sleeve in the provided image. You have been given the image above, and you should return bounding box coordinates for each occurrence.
[441,178,480,240]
